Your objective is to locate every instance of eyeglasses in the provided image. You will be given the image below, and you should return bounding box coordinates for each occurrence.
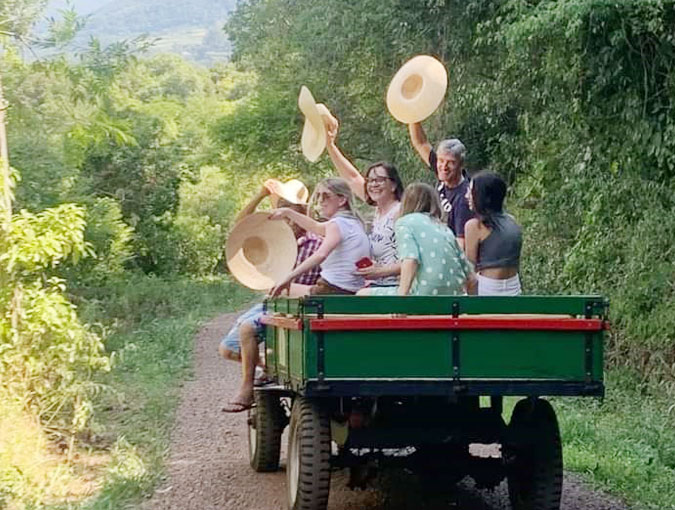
[366,176,393,185]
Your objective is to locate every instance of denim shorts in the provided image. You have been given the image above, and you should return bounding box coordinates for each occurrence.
[220,303,266,354]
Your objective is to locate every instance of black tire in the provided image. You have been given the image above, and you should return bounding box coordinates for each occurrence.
[248,390,285,472]
[287,397,331,510]
[506,398,563,510]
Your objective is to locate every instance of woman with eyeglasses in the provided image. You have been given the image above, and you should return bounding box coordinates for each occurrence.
[464,172,523,296]
[323,114,404,292]
[269,178,371,297]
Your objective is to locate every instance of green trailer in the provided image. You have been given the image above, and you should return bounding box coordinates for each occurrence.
[246,295,608,510]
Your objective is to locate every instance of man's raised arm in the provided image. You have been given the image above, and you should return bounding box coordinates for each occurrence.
[408,122,433,167]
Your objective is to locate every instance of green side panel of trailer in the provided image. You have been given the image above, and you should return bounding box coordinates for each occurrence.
[289,328,304,383]
[303,329,603,381]
[319,330,454,378]
[459,331,603,379]
[264,325,277,372]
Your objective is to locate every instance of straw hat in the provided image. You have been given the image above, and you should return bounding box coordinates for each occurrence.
[298,86,332,162]
[386,55,448,124]
[226,212,298,290]
[265,178,309,208]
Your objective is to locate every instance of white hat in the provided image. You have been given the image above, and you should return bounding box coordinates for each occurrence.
[298,86,332,162]
[265,178,310,208]
[386,55,448,124]
[226,212,297,290]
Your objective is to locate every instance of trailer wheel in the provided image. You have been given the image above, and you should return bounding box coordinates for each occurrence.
[247,390,285,472]
[287,397,331,510]
[506,398,563,510]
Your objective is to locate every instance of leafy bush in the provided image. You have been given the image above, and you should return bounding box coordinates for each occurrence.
[0,203,109,434]
[61,197,135,285]
[173,214,223,275]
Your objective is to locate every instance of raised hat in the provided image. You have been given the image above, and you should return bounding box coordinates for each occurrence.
[265,178,310,208]
[298,86,331,162]
[226,212,297,290]
[386,55,448,124]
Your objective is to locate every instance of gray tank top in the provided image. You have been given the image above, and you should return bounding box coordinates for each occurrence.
[476,213,522,270]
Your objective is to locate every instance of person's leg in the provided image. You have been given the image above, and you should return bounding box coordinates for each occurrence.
[224,321,258,411]
[218,323,242,361]
[218,343,241,361]
[218,303,264,362]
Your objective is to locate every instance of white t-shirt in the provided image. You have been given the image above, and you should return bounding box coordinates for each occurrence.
[320,214,371,292]
[369,202,400,286]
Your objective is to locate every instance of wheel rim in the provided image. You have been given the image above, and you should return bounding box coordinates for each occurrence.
[247,409,257,460]
[288,424,300,508]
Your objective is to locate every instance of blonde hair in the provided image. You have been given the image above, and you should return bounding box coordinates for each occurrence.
[309,177,364,225]
[399,182,444,221]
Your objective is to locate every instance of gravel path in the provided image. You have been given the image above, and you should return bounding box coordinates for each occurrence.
[143,312,629,510]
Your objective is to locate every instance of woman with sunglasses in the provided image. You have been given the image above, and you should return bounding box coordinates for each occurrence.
[464,172,523,296]
[323,114,404,291]
[269,178,371,297]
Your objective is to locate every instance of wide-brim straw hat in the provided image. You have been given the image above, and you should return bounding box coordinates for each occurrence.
[226,212,297,290]
[299,86,332,162]
[265,178,310,208]
[386,55,448,124]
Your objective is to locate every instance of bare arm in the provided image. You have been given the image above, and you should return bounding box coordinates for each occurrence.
[269,208,327,236]
[466,272,478,295]
[326,142,367,202]
[270,222,341,296]
[324,114,367,201]
[397,258,418,296]
[234,186,270,224]
[408,122,432,166]
[463,218,480,262]
[356,261,401,279]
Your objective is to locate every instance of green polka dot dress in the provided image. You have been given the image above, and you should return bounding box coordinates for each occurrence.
[370,212,473,296]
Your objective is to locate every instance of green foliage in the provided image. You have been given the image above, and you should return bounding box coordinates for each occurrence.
[555,370,675,510]
[173,214,223,275]
[0,200,109,435]
[1,203,91,274]
[0,279,109,432]
[63,198,135,284]
[4,45,263,276]
[0,0,48,37]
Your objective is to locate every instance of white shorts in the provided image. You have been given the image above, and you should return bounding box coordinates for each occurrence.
[477,273,522,296]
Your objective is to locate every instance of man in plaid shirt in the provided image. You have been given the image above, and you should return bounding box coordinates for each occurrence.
[221,184,322,412]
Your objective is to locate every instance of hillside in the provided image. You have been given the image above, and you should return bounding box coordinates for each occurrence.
[47,0,235,64]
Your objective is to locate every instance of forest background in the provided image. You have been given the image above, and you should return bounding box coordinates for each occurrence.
[0,0,674,509]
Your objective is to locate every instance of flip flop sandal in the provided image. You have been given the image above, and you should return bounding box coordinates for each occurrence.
[222,400,254,413]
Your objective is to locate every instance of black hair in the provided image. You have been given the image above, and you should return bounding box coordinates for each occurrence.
[471,171,507,228]
[363,161,405,206]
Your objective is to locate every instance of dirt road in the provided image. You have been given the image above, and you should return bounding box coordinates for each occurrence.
[144,312,628,510]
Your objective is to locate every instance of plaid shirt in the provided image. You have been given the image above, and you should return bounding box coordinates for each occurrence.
[293,232,322,285]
